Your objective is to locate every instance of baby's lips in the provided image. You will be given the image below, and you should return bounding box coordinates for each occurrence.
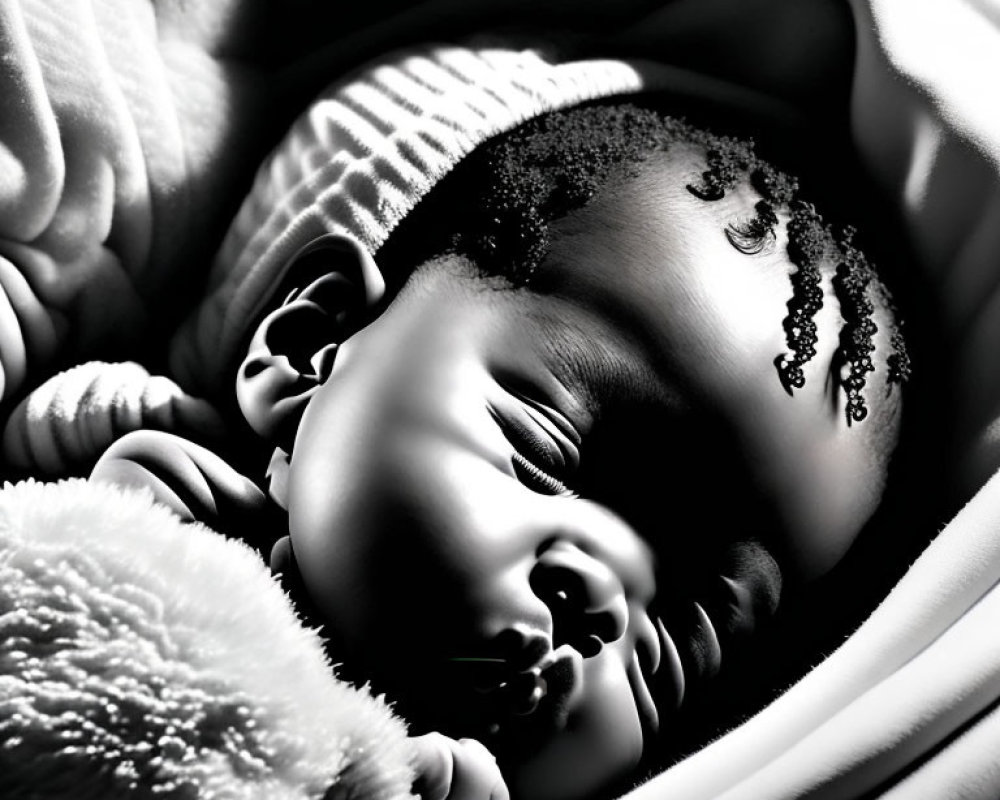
[451,657,509,693]
[495,669,547,716]
[451,627,551,692]
[462,661,549,718]
[495,627,551,672]
[480,648,579,730]
[445,629,586,748]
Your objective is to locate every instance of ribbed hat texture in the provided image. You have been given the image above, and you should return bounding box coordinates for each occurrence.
[4,44,785,476]
[169,46,653,395]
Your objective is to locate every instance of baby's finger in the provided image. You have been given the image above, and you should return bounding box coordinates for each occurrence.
[410,734,509,800]
[411,733,455,800]
[449,738,509,800]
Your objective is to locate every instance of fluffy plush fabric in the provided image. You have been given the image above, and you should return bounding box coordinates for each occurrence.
[0,478,417,800]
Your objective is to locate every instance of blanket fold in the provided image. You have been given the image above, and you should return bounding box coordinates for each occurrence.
[0,0,290,414]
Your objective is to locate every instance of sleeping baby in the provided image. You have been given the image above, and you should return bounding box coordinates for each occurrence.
[93,98,910,800]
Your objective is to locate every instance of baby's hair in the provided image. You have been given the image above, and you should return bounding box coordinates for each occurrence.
[383,103,911,422]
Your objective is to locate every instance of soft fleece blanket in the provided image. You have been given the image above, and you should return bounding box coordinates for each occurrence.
[3,1,1000,798]
[0,478,416,800]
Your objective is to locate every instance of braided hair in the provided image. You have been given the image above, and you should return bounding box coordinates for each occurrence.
[382,103,911,423]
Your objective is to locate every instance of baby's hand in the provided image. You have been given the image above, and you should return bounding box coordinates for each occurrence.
[411,732,509,800]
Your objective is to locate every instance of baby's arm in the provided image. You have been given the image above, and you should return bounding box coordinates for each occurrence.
[90,430,268,537]
[411,733,509,800]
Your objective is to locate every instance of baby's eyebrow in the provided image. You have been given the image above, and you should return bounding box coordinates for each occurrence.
[534,320,606,420]
[533,306,682,418]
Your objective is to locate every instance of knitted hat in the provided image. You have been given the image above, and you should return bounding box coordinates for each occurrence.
[168,44,794,396]
[2,44,793,478]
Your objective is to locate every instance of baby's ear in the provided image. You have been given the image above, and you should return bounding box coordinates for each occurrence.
[236,234,385,450]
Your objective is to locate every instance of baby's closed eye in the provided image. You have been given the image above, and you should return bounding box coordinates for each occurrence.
[489,383,582,497]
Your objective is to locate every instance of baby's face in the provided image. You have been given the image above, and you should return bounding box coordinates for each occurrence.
[286,153,902,800]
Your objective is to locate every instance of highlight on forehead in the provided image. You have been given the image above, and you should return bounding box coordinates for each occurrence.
[384,102,911,423]
[682,125,911,424]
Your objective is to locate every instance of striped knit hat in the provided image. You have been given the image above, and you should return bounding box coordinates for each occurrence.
[168,44,786,396]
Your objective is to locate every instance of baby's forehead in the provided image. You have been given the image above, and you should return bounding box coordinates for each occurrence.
[508,268,688,418]
[526,166,776,361]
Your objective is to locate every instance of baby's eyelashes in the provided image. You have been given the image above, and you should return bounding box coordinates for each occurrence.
[488,386,583,497]
[510,449,576,497]
[497,380,582,463]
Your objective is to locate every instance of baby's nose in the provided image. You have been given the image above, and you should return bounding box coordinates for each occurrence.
[529,540,628,657]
